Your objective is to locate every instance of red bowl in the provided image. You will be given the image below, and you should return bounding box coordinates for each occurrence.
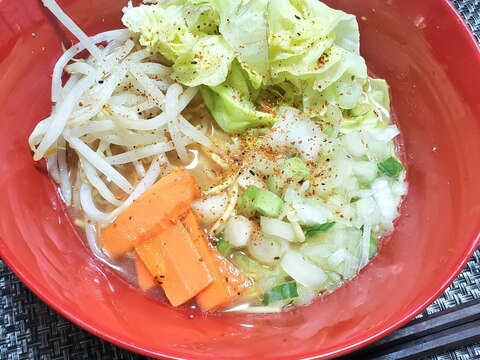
[1,0,479,358]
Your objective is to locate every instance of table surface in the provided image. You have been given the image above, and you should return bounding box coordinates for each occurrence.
[1,0,480,359]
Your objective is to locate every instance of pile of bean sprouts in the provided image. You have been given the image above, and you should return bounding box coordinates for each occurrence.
[29,0,219,259]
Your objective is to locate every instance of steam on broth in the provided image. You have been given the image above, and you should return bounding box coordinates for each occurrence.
[30,0,407,312]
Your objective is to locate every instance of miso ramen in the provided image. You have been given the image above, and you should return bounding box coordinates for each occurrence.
[29,0,407,312]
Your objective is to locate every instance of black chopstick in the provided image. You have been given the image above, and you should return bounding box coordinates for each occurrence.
[341,298,480,359]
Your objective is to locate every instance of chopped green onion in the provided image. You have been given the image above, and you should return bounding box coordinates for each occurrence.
[216,239,231,256]
[238,185,284,218]
[238,186,260,217]
[254,189,284,217]
[378,157,404,177]
[303,221,336,237]
[262,282,298,305]
[350,196,361,203]
[369,236,378,259]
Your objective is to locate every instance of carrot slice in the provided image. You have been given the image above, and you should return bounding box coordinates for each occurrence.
[136,223,213,307]
[135,254,157,292]
[101,169,201,258]
[182,212,253,312]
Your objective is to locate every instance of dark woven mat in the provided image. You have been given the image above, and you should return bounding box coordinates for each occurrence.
[452,0,480,41]
[1,1,480,359]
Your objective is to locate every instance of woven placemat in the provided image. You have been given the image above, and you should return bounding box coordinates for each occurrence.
[452,0,480,41]
[2,254,479,360]
[1,1,480,359]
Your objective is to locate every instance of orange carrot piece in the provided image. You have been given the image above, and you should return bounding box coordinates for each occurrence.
[136,223,213,307]
[182,212,253,312]
[101,169,201,258]
[135,254,157,292]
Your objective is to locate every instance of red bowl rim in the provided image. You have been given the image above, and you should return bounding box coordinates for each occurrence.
[1,0,480,359]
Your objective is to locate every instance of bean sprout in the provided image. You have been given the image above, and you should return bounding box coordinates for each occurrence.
[209,183,239,236]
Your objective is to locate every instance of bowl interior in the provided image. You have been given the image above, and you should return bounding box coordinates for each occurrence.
[1,0,479,359]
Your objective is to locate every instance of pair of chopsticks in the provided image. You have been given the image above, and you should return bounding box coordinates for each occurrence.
[342,298,480,359]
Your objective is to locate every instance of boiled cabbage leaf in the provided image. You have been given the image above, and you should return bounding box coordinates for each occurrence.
[123,0,377,134]
[201,61,276,133]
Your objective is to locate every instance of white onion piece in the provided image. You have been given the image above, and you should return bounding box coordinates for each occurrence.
[327,248,349,268]
[359,224,372,269]
[281,249,327,290]
[291,221,306,243]
[293,285,317,307]
[244,151,276,176]
[353,161,378,184]
[371,178,398,221]
[369,125,400,142]
[224,216,253,248]
[338,254,360,280]
[269,106,324,162]
[354,196,381,227]
[178,87,200,110]
[300,243,332,266]
[260,217,298,243]
[237,169,266,190]
[344,131,367,157]
[192,193,228,226]
[391,181,408,197]
[337,79,363,110]
[362,132,391,160]
[248,237,286,265]
[287,198,332,226]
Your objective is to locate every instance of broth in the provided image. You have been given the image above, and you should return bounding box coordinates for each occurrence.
[29,0,406,313]
[65,79,406,313]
